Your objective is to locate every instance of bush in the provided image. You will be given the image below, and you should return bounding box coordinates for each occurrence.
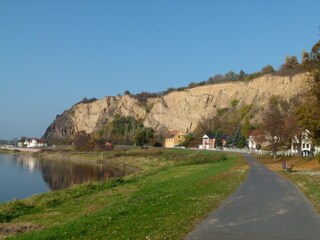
[73,131,94,151]
[0,201,34,223]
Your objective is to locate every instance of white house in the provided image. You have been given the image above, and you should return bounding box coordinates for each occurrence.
[247,130,269,151]
[24,138,48,148]
[200,134,216,150]
[247,135,257,150]
[291,130,320,156]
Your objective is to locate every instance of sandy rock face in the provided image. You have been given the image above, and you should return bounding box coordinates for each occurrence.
[43,74,309,143]
[70,95,147,133]
[144,74,309,133]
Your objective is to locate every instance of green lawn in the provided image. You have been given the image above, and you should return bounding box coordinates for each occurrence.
[1,149,247,239]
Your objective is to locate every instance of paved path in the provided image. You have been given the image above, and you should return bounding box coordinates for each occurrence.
[185,154,320,240]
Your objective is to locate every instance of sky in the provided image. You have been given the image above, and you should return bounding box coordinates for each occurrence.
[0,0,319,140]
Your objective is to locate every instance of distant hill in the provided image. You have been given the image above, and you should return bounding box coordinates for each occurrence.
[43,73,309,144]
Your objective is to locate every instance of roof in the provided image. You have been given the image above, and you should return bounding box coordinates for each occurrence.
[165,130,180,139]
[203,133,215,139]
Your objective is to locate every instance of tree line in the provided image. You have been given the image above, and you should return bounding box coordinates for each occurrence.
[123,51,307,101]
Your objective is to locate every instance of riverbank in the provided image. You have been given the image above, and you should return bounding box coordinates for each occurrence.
[0,147,41,153]
[0,149,247,239]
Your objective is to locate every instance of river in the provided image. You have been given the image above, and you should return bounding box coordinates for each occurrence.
[0,153,127,203]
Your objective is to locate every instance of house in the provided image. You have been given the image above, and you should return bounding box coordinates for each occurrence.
[201,134,216,150]
[164,130,186,148]
[291,130,320,156]
[247,130,270,151]
[17,141,24,147]
[24,138,48,148]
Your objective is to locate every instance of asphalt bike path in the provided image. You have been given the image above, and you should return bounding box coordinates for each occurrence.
[185,154,320,240]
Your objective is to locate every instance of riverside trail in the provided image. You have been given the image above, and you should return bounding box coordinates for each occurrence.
[185,154,320,240]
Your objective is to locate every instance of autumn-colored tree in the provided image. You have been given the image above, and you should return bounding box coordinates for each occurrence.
[278,55,302,76]
[261,96,290,159]
[260,95,303,158]
[284,97,304,154]
[207,74,225,84]
[298,40,320,147]
[73,131,94,151]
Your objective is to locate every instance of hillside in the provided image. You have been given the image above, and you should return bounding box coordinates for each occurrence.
[43,73,309,144]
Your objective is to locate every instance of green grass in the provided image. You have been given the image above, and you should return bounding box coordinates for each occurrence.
[1,149,247,239]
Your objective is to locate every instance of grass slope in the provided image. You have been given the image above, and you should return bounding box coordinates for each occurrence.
[1,149,247,240]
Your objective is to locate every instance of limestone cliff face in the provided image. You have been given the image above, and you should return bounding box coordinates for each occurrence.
[43,74,309,143]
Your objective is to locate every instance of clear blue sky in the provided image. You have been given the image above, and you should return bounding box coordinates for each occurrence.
[0,0,319,140]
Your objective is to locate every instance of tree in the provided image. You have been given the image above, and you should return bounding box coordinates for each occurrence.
[73,131,94,151]
[20,136,27,142]
[306,41,320,103]
[181,133,196,148]
[207,74,224,84]
[226,128,246,148]
[261,64,275,75]
[238,70,246,80]
[301,50,309,65]
[278,55,301,75]
[298,40,320,147]
[225,71,238,81]
[282,96,304,155]
[261,96,288,159]
[134,127,154,146]
[188,82,197,88]
[111,115,142,144]
[215,131,223,148]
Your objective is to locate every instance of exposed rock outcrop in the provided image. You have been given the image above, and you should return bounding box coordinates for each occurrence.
[43,74,309,143]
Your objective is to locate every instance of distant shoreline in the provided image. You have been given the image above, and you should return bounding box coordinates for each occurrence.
[0,146,140,174]
[0,146,41,153]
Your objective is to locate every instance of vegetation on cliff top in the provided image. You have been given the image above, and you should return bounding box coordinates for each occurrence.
[126,51,305,98]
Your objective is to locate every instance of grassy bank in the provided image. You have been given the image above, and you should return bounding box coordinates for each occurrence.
[1,149,247,239]
[255,154,320,214]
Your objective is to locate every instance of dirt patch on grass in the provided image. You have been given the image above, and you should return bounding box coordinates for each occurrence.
[0,222,42,239]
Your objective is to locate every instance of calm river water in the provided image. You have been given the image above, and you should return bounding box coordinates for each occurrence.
[0,153,127,203]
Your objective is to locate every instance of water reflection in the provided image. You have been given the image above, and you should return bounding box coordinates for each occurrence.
[1,153,127,191]
[39,158,126,190]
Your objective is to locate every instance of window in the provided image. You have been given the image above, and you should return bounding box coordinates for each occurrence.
[306,144,310,149]
[302,144,305,148]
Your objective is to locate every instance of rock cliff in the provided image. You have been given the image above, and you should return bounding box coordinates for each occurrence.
[43,74,309,143]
